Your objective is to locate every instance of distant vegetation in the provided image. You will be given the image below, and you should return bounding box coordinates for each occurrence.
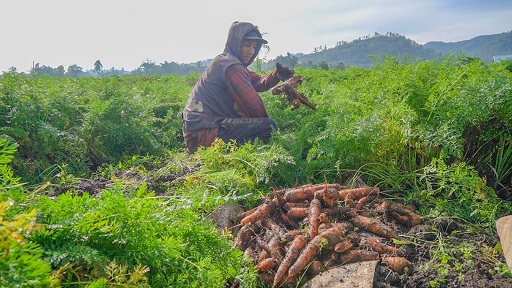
[3,31,511,77]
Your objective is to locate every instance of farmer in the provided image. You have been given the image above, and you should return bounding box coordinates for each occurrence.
[182,21,293,153]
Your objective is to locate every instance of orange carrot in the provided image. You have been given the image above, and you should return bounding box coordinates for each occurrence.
[258,249,270,262]
[339,249,379,264]
[351,215,397,238]
[321,251,338,268]
[319,212,329,224]
[272,189,287,207]
[256,257,279,272]
[257,271,274,285]
[284,186,315,202]
[339,187,379,201]
[307,199,321,239]
[276,209,299,229]
[318,222,333,235]
[287,235,323,281]
[314,186,339,208]
[319,227,344,250]
[321,207,357,218]
[283,202,310,210]
[361,238,404,256]
[355,196,368,210]
[381,201,422,226]
[237,206,258,221]
[334,239,353,253]
[258,236,285,262]
[262,218,293,242]
[240,200,276,225]
[382,256,413,275]
[346,230,361,246]
[306,260,324,277]
[287,207,309,220]
[234,223,258,251]
[283,183,345,203]
[273,234,308,286]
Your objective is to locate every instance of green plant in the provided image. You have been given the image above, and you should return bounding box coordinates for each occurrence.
[418,154,508,231]
[33,185,255,287]
[0,201,58,287]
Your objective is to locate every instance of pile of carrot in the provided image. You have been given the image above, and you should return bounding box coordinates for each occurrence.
[232,183,422,287]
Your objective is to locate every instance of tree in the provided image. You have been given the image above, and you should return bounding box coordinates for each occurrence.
[274,53,299,68]
[67,64,84,77]
[94,60,103,75]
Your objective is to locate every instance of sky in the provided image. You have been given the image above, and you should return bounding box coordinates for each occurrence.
[2,0,511,73]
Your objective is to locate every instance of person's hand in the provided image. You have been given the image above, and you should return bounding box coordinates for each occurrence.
[276,63,294,81]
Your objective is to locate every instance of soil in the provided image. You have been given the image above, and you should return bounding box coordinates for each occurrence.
[55,168,512,288]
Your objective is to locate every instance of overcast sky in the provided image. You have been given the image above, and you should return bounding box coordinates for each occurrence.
[2,0,511,73]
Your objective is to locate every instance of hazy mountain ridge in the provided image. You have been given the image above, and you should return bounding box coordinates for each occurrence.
[268,31,512,68]
[424,31,512,62]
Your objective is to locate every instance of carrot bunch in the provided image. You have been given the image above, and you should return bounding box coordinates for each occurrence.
[233,183,422,287]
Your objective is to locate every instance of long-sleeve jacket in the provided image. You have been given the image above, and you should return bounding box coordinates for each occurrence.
[182,22,279,148]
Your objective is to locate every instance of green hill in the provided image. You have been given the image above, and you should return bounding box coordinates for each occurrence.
[263,31,512,69]
[424,31,512,61]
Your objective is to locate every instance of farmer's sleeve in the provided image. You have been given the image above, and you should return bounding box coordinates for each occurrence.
[248,70,280,92]
[226,64,269,118]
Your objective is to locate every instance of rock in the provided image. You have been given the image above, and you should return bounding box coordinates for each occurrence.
[210,203,244,235]
[301,260,378,288]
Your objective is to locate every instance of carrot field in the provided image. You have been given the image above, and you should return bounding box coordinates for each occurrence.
[1,55,511,287]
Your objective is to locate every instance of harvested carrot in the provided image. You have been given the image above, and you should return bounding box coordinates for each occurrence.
[355,196,368,210]
[314,187,339,208]
[319,212,329,224]
[256,257,279,272]
[383,256,413,275]
[284,186,315,202]
[262,218,293,242]
[273,234,308,286]
[287,207,309,220]
[237,206,258,221]
[339,249,379,264]
[240,199,276,225]
[361,238,403,256]
[321,207,357,218]
[381,201,422,226]
[321,251,338,268]
[258,236,285,262]
[306,260,324,277]
[318,222,333,235]
[334,239,353,253]
[235,223,258,251]
[351,215,396,238]
[307,199,321,239]
[258,249,270,262]
[344,193,355,207]
[346,230,361,245]
[257,271,274,285]
[339,187,379,201]
[287,235,323,281]
[319,226,344,250]
[271,189,287,207]
[276,209,299,229]
[284,202,310,210]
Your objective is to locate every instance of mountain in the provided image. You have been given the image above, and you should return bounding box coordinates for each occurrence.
[298,32,440,68]
[263,31,512,69]
[424,31,512,62]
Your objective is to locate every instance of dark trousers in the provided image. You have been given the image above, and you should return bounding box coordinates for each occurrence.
[217,117,278,145]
